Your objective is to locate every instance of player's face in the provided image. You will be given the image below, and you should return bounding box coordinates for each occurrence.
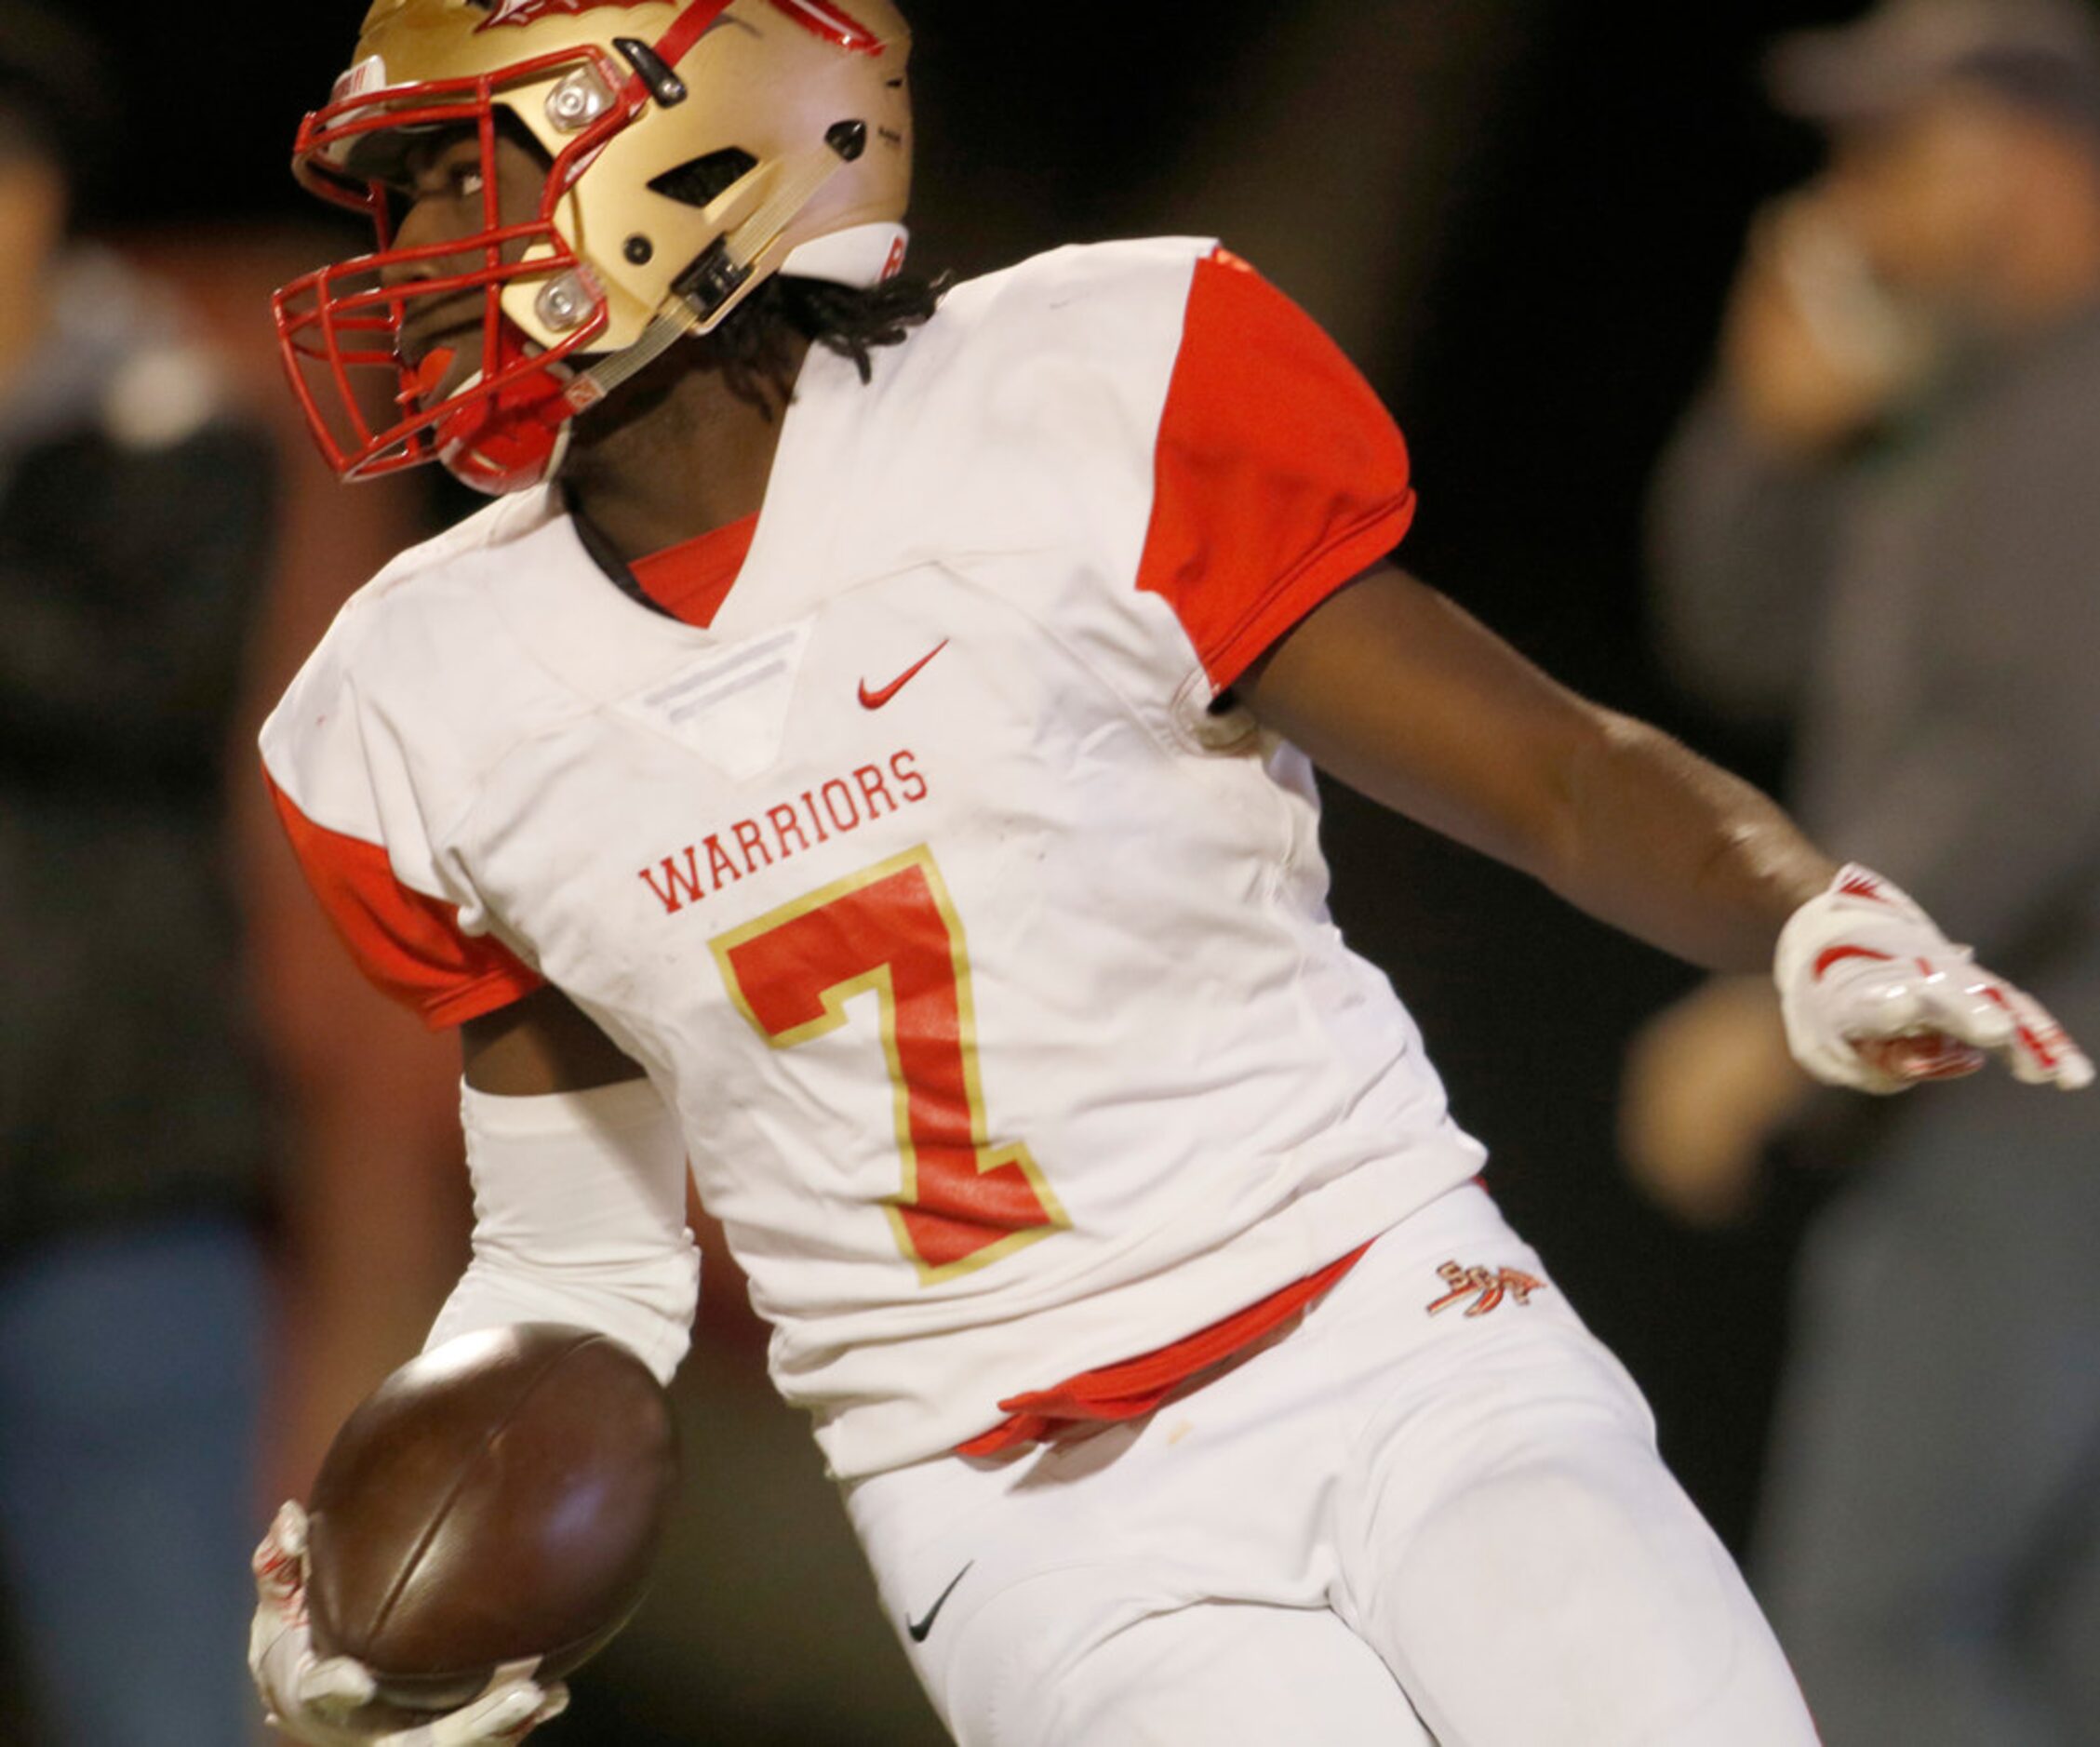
[383,125,553,400]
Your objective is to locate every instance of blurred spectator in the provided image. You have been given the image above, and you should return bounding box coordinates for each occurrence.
[1626,1,2100,1740]
[135,220,481,1504]
[0,5,279,1741]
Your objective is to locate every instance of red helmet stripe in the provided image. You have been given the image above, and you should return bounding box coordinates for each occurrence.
[652,0,740,71]
[767,0,885,53]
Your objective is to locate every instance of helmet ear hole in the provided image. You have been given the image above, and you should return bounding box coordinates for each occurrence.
[648,147,760,209]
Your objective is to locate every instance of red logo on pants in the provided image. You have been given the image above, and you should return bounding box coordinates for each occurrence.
[1426,1261,1545,1319]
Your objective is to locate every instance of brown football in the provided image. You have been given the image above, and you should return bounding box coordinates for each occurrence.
[305,1324,679,1726]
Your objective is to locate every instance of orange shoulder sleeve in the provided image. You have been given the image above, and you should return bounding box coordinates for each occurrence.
[1137,248,1417,691]
[263,764,544,1031]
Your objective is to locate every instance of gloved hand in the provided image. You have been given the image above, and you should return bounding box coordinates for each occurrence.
[249,1501,569,1745]
[1775,865,2094,1095]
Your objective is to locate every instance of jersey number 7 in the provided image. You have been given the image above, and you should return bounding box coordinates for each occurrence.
[711,846,1069,1286]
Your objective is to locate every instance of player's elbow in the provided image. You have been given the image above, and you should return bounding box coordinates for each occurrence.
[1511,702,1635,893]
[1540,708,1688,893]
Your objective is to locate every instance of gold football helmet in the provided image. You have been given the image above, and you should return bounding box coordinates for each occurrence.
[274,0,913,494]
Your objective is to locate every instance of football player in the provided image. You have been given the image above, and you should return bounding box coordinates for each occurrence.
[247,3,2092,1742]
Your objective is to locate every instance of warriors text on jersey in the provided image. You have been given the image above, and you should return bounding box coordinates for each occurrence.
[260,237,1490,1479]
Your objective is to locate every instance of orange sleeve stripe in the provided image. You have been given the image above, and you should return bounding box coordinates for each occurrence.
[262,763,544,1031]
[1138,248,1417,690]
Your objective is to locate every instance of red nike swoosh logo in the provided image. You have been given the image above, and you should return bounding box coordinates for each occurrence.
[858,641,948,710]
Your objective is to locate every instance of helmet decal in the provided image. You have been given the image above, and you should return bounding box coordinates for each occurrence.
[475,0,658,33]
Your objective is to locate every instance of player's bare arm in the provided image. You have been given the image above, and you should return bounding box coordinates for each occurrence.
[1240,559,2091,1091]
[1238,560,1831,972]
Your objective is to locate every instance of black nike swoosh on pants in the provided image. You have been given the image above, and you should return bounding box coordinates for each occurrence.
[908,1561,976,1643]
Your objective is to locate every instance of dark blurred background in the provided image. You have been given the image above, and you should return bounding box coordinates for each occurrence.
[30,1,1960,1740]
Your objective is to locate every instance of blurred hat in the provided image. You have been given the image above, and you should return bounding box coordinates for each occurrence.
[1770,0,2100,134]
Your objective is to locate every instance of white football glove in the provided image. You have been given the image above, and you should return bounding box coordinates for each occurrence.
[1775,865,2094,1096]
[250,1502,569,1745]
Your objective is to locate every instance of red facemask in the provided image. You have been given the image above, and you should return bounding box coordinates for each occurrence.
[273,44,636,494]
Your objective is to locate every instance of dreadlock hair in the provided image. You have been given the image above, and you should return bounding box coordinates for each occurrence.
[563,141,946,413]
[700,268,949,413]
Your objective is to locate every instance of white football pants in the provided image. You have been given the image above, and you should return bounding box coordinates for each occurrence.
[844,1183,1819,1745]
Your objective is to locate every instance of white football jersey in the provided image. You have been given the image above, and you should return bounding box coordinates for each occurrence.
[261,238,1489,1479]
